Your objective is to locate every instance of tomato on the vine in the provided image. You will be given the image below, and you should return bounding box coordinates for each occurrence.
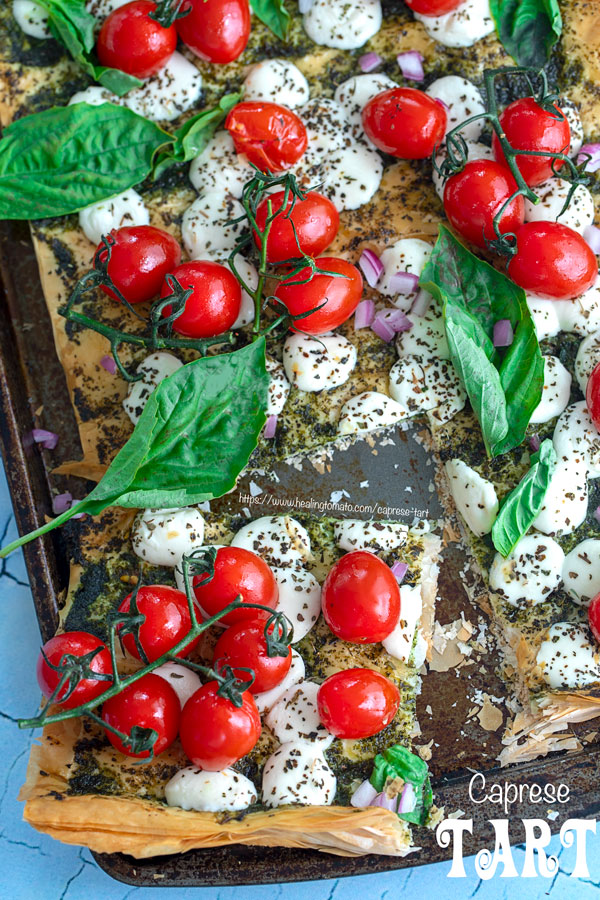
[225,102,308,172]
[96,1,176,79]
[118,585,199,663]
[362,87,447,159]
[405,0,462,12]
[95,225,181,305]
[176,0,250,64]
[212,618,292,693]
[160,260,241,338]
[274,257,363,335]
[102,673,180,758]
[492,97,570,187]
[443,159,525,249]
[192,546,279,626]
[507,221,598,301]
[37,631,112,709]
[254,191,339,263]
[586,361,600,433]
[321,551,401,644]
[317,668,400,739]
[588,591,600,643]
[180,681,261,770]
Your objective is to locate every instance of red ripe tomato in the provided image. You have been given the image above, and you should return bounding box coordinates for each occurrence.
[180,681,261,770]
[192,546,279,626]
[102,673,180,758]
[96,1,176,79]
[212,619,292,693]
[586,361,600,432]
[405,0,462,12]
[362,87,447,159]
[589,591,600,643]
[160,261,241,338]
[317,668,400,739]
[254,191,340,264]
[492,97,570,187]
[118,585,199,663]
[95,226,181,305]
[321,551,401,644]
[274,256,363,335]
[508,221,598,301]
[443,159,525,249]
[37,631,112,709]
[225,102,308,172]
[176,0,250,64]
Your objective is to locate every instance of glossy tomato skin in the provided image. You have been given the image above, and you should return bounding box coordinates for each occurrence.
[102,673,180,758]
[95,226,181,305]
[586,362,600,432]
[176,0,250,64]
[225,101,308,172]
[37,631,112,709]
[321,551,401,644]
[193,547,279,626]
[405,0,462,12]
[160,261,241,338]
[589,592,600,643]
[254,191,339,263]
[213,619,292,693]
[362,87,447,159]
[274,256,363,335]
[118,585,199,662]
[180,681,261,770]
[317,668,400,739]
[443,159,525,249]
[508,221,598,301]
[97,1,176,78]
[492,98,570,187]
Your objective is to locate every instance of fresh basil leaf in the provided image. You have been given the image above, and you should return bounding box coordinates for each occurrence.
[369,745,433,826]
[96,66,144,96]
[0,103,168,219]
[491,439,557,556]
[419,225,544,458]
[250,0,290,40]
[489,0,562,68]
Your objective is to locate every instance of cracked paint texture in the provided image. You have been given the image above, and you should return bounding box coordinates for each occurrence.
[0,465,598,899]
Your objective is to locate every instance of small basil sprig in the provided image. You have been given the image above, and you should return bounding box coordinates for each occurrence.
[35,0,143,96]
[491,438,557,557]
[489,0,562,69]
[370,745,433,826]
[420,226,544,459]
[250,0,290,40]
[0,339,269,557]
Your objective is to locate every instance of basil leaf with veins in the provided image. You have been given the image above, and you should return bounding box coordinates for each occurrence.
[250,0,290,40]
[489,0,562,68]
[419,225,544,459]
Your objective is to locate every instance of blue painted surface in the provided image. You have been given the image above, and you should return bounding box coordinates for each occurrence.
[1,465,598,899]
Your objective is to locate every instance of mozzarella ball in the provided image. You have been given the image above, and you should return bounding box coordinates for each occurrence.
[536,623,600,690]
[262,741,336,807]
[166,767,257,812]
[425,76,485,142]
[381,584,423,664]
[243,59,309,108]
[489,534,564,607]
[562,539,600,606]
[389,356,466,423]
[131,507,206,567]
[334,74,397,142]
[13,1,51,39]
[123,352,183,425]
[553,400,600,476]
[153,662,202,708]
[69,86,115,106]
[575,329,600,394]
[121,52,203,123]
[526,296,561,341]
[377,239,432,310]
[445,459,499,536]
[338,391,408,434]
[231,515,312,567]
[182,192,245,260]
[189,131,254,199]
[79,189,149,245]
[524,179,594,235]
[227,255,258,327]
[532,460,588,536]
[266,681,334,747]
[271,565,321,643]
[283,332,357,393]
[265,358,291,416]
[302,0,382,50]
[322,142,383,212]
[254,649,306,715]
[414,0,495,48]
[333,520,408,553]
[530,355,572,424]
[395,306,450,360]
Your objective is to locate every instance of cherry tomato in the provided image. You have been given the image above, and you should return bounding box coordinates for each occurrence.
[37,631,112,710]
[160,261,241,338]
[492,97,570,187]
[508,221,598,301]
[586,361,600,433]
[118,585,199,663]
[102,673,180,758]
[321,551,401,644]
[96,1,176,79]
[254,191,340,264]
[180,681,261,770]
[405,0,462,12]
[589,591,600,643]
[95,226,181,305]
[274,256,363,335]
[213,619,292,693]
[192,546,279,626]
[362,87,447,159]
[443,159,525,249]
[176,0,250,64]
[225,101,308,172]
[317,668,400,739]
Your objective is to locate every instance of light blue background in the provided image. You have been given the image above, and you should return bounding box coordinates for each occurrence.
[1,465,599,900]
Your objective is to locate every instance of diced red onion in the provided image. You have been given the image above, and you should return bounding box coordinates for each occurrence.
[389,271,419,295]
[370,791,398,812]
[398,782,416,814]
[100,354,117,374]
[578,144,600,173]
[263,414,278,439]
[595,504,600,525]
[584,224,600,255]
[70,502,86,520]
[371,316,396,343]
[529,433,541,452]
[52,492,73,515]
[350,779,378,807]
[354,299,376,330]
[397,51,424,82]
[390,560,409,583]
[376,308,413,333]
[411,290,432,317]
[359,249,384,288]
[298,0,314,12]
[359,52,382,73]
[32,428,59,450]
[493,318,514,348]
